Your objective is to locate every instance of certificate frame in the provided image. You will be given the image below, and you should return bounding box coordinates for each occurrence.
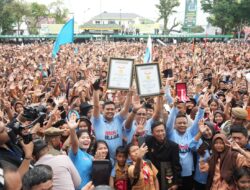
[135,63,162,97]
[107,58,134,90]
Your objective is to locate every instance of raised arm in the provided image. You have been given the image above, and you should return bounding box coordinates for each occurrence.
[124,94,143,129]
[189,93,208,137]
[133,144,148,179]
[67,116,79,155]
[119,89,133,119]
[164,79,173,105]
[166,97,179,137]
[93,88,100,118]
[152,95,163,121]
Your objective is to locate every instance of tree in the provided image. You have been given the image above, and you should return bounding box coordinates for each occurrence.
[48,0,69,24]
[0,0,15,34]
[26,2,49,34]
[5,0,30,35]
[201,0,250,34]
[156,0,180,34]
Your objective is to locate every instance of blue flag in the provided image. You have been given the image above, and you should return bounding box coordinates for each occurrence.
[144,35,152,63]
[52,18,74,57]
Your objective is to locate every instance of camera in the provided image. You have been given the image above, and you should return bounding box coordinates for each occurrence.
[7,105,47,144]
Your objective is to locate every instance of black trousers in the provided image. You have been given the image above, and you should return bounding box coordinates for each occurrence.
[194,180,206,190]
[178,175,194,190]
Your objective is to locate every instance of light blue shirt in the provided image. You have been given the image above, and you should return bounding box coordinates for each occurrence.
[166,107,205,177]
[69,148,93,190]
[123,118,154,144]
[91,114,125,159]
[190,138,210,184]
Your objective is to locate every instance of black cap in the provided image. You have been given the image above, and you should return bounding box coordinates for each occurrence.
[80,102,93,116]
[33,139,47,156]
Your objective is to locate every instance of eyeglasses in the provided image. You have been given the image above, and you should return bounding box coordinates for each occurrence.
[137,113,146,116]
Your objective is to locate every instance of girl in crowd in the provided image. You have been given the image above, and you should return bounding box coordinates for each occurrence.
[200,133,250,190]
[92,140,111,162]
[233,167,250,190]
[67,115,93,190]
[190,120,216,190]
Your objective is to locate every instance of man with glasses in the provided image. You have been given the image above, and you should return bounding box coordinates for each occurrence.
[123,95,163,144]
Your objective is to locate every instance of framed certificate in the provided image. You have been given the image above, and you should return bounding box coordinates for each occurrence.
[107,58,134,90]
[135,63,162,97]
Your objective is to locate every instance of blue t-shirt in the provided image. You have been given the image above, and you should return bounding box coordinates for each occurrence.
[166,107,205,177]
[190,138,210,184]
[91,114,125,159]
[69,148,93,190]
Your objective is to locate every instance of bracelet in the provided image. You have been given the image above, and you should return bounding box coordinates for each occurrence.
[24,157,32,160]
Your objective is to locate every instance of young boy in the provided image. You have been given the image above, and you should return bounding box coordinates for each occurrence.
[110,146,129,190]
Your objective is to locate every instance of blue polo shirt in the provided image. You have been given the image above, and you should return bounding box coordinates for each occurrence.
[91,114,125,159]
[69,148,93,190]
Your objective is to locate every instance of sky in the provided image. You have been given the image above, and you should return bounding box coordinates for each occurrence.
[28,0,209,31]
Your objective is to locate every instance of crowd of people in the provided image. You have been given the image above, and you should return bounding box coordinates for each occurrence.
[0,41,249,190]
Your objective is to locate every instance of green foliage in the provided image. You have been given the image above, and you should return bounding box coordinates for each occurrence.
[190,25,205,33]
[26,2,49,34]
[201,0,250,34]
[156,0,180,34]
[48,0,69,24]
[0,0,15,34]
[0,0,69,34]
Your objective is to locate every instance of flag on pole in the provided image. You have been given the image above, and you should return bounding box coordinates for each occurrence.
[144,36,152,63]
[52,17,74,58]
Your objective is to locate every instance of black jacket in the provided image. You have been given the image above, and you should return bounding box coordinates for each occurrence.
[145,136,182,188]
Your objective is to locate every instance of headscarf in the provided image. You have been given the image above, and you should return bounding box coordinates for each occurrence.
[207,133,238,189]
[197,121,216,156]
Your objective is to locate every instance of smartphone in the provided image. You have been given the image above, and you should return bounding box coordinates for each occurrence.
[138,136,146,147]
[175,83,187,102]
[162,69,173,78]
[92,160,112,186]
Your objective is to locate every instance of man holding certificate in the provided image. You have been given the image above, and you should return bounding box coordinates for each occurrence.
[91,79,133,159]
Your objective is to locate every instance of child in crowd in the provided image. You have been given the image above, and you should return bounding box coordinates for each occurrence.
[127,143,159,190]
[110,146,129,190]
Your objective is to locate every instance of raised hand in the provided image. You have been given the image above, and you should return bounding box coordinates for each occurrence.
[67,113,79,130]
[200,93,210,108]
[132,94,143,112]
[54,94,66,106]
[225,92,234,104]
[138,143,148,159]
[198,119,207,134]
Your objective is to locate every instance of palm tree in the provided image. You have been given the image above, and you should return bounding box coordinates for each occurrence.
[156,0,180,34]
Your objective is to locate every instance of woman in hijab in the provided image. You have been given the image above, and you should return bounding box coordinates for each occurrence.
[190,120,216,190]
[200,133,250,190]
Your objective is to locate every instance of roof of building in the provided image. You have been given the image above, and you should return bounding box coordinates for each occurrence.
[80,23,122,30]
[91,12,142,20]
